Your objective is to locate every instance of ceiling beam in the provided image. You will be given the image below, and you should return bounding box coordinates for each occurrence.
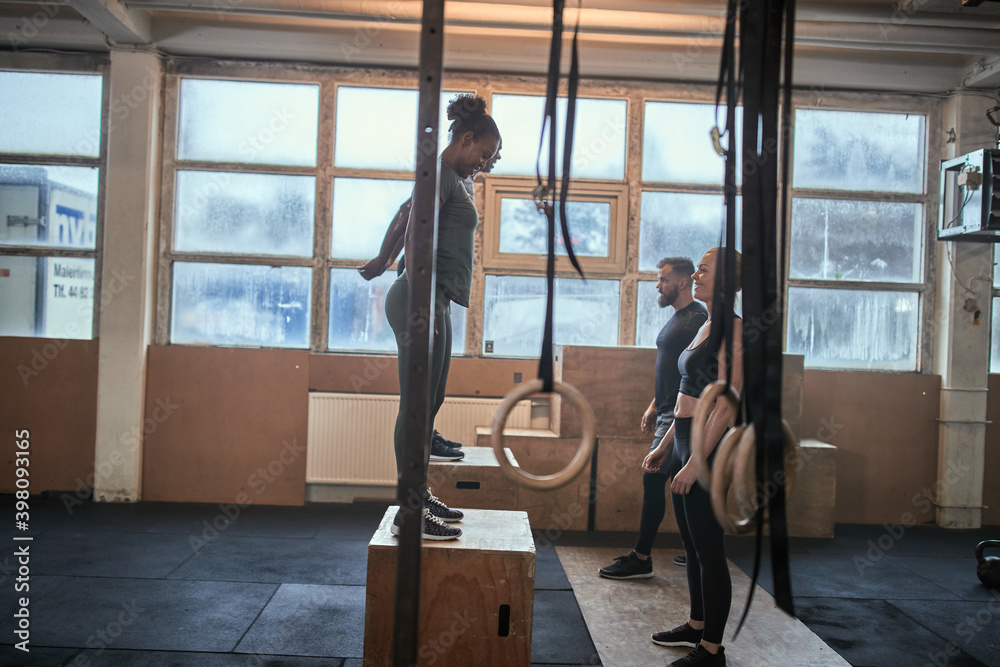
[67,0,151,43]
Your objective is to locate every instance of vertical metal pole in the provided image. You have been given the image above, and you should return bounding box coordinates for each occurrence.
[393,1,444,665]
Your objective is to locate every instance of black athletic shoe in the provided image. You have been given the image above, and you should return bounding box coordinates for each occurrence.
[598,550,653,579]
[668,645,725,666]
[425,488,463,523]
[652,623,702,647]
[432,430,462,449]
[390,507,461,541]
[674,554,687,566]
[429,436,464,461]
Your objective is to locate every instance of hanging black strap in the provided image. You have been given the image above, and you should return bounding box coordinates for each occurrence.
[536,0,584,393]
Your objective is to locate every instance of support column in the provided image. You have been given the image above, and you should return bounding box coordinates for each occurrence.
[93,50,162,502]
[934,93,998,528]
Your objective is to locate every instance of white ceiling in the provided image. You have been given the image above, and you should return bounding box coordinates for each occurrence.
[1,0,999,92]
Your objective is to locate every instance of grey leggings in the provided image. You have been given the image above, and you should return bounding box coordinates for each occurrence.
[385,273,452,481]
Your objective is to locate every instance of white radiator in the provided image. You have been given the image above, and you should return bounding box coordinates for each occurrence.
[307,393,532,485]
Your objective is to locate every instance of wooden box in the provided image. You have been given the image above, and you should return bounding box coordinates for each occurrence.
[475,427,592,532]
[364,507,535,666]
[788,439,837,538]
[428,447,519,512]
[592,436,679,533]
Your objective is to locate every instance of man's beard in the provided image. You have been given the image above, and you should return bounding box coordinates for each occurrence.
[658,288,677,308]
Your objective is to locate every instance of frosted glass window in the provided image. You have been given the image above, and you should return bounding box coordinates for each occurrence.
[993,252,999,288]
[177,79,319,167]
[993,298,1000,374]
[786,287,919,371]
[174,171,315,256]
[636,279,674,348]
[790,199,923,283]
[639,192,741,271]
[0,256,94,339]
[327,268,464,354]
[331,178,414,259]
[482,275,619,356]
[171,262,311,348]
[489,95,626,180]
[498,198,609,257]
[334,89,468,171]
[1,164,99,249]
[0,71,103,157]
[643,102,742,185]
[793,109,925,194]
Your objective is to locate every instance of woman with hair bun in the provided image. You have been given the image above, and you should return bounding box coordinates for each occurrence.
[385,93,501,541]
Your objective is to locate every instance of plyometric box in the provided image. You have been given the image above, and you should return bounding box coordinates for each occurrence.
[475,428,591,532]
[428,446,519,512]
[364,507,535,666]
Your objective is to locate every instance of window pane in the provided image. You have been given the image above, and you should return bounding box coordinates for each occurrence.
[171,262,310,347]
[994,252,999,289]
[0,71,103,157]
[993,297,1000,374]
[786,287,919,371]
[1,165,99,249]
[793,109,925,194]
[174,171,315,256]
[327,268,465,354]
[0,256,94,339]
[331,178,413,259]
[635,279,672,348]
[790,198,922,283]
[639,191,740,271]
[498,198,610,257]
[482,275,619,356]
[334,89,466,171]
[643,102,741,185]
[178,79,319,166]
[490,95,626,180]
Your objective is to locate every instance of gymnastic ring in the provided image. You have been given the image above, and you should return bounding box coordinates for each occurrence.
[491,378,596,491]
[729,419,800,531]
[691,380,740,492]
[709,425,750,534]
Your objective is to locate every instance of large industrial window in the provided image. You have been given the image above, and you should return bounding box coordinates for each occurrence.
[635,101,741,348]
[479,93,628,357]
[786,109,928,371]
[0,68,105,340]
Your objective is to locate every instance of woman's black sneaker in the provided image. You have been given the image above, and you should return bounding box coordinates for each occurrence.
[425,488,463,522]
[432,430,463,449]
[651,622,702,647]
[430,436,464,461]
[598,550,653,579]
[390,508,461,541]
[668,645,725,666]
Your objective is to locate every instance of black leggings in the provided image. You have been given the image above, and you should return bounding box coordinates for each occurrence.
[668,417,731,645]
[635,414,672,556]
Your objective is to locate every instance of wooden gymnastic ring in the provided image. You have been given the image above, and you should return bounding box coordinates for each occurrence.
[491,379,596,491]
[691,380,740,491]
[728,419,800,531]
[709,425,750,534]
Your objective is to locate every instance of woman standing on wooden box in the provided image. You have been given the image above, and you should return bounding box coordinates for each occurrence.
[642,247,743,667]
[385,94,502,541]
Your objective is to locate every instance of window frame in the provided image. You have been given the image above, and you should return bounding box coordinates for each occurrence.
[0,53,110,340]
[784,93,941,373]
